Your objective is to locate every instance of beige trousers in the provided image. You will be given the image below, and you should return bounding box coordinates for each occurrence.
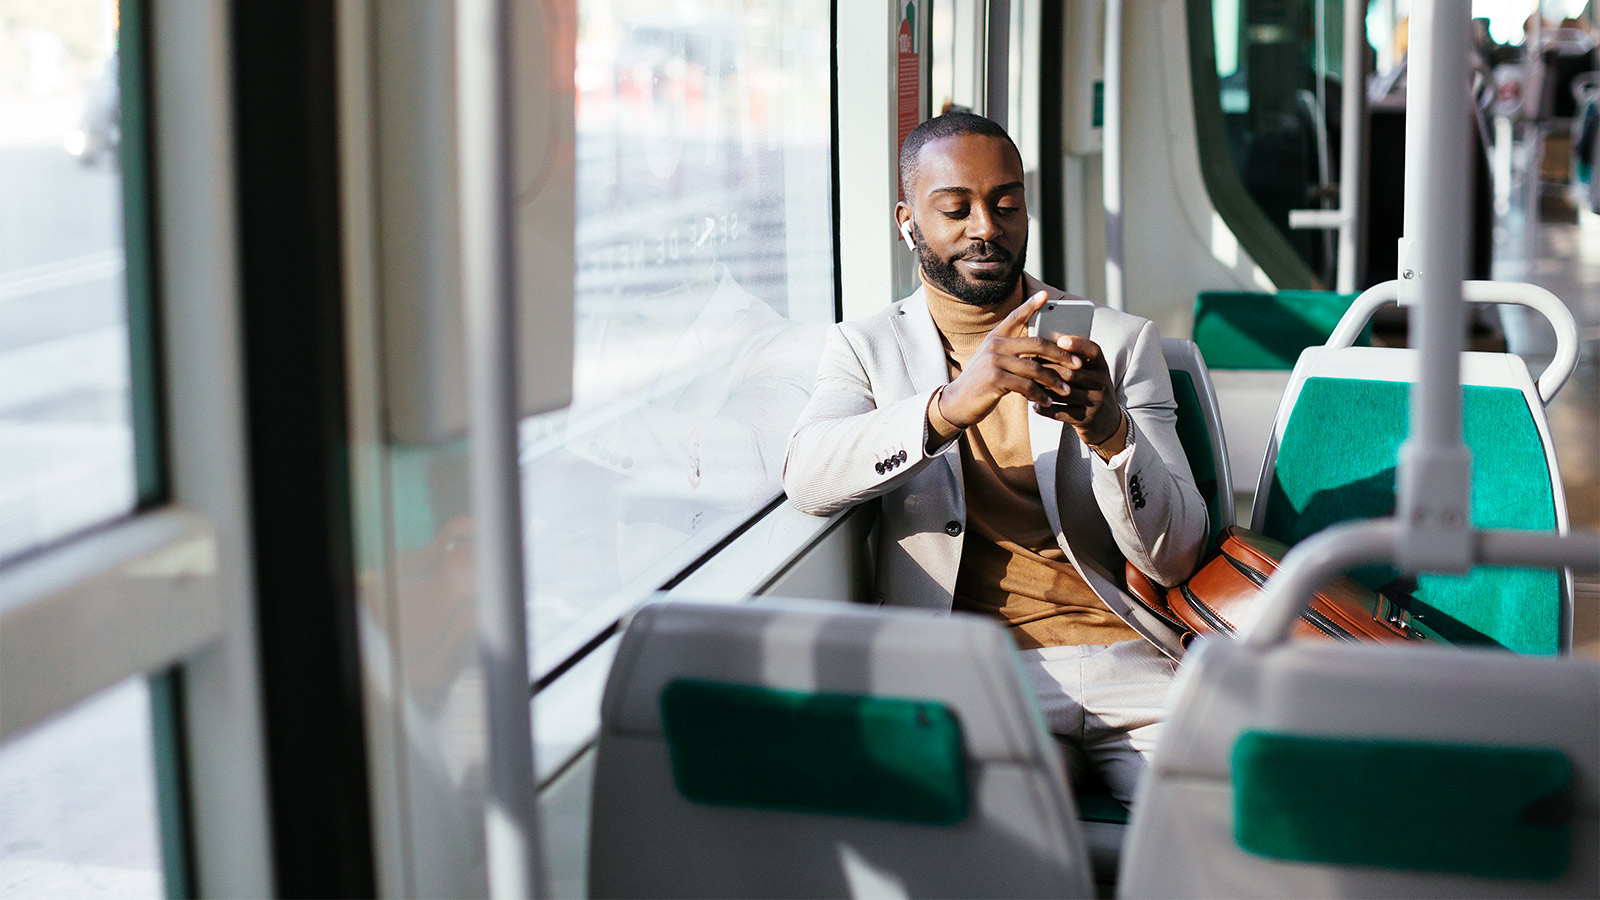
[1018,638,1179,807]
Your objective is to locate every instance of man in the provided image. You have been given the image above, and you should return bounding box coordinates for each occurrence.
[782,112,1207,803]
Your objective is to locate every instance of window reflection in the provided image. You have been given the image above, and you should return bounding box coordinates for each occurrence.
[0,2,134,563]
[522,0,832,672]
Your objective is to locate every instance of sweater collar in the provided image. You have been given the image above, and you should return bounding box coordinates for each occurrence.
[922,272,1028,339]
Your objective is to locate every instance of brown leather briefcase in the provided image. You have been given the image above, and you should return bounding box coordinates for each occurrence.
[1125,526,1436,645]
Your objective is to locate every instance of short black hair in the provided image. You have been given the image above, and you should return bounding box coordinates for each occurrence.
[899,111,1019,198]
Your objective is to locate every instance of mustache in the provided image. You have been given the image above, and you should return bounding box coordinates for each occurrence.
[960,243,1010,262]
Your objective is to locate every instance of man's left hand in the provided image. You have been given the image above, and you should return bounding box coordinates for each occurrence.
[1035,335,1124,455]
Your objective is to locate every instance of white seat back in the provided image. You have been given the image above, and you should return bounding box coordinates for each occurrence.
[589,597,1094,898]
[1121,639,1600,898]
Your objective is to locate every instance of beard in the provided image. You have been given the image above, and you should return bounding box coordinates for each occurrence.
[914,223,1027,307]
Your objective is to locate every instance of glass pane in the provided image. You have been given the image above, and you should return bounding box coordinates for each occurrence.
[523,0,833,674]
[0,1,136,563]
[1209,0,1338,282]
[931,0,957,114]
[0,677,164,899]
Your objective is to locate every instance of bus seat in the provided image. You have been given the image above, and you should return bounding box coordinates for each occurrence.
[1193,289,1370,501]
[1120,639,1600,898]
[1162,337,1236,542]
[1193,290,1369,371]
[588,597,1095,899]
[1249,346,1572,655]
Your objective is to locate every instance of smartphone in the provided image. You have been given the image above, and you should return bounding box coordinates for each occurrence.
[1027,298,1096,343]
[1028,298,1095,410]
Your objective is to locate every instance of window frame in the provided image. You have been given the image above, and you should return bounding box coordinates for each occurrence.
[0,0,278,894]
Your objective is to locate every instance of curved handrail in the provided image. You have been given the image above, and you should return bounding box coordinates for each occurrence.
[1326,279,1579,404]
[1239,519,1600,649]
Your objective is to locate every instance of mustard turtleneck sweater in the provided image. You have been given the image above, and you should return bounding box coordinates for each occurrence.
[922,279,1139,650]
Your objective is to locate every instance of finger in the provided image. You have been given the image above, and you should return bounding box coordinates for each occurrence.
[1055,335,1105,367]
[1000,290,1051,327]
[1059,368,1113,394]
[992,334,1077,366]
[998,370,1065,407]
[996,355,1071,395]
[992,292,1052,341]
[1040,403,1091,424]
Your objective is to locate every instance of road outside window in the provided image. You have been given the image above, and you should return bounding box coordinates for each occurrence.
[0,1,135,564]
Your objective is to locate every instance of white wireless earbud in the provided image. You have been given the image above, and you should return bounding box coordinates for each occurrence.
[899,220,917,251]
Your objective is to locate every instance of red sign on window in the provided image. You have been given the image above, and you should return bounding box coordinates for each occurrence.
[896,3,920,202]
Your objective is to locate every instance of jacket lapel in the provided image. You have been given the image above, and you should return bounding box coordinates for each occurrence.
[890,286,963,489]
[890,288,950,398]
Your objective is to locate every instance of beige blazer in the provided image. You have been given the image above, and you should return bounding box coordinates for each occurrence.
[782,277,1207,659]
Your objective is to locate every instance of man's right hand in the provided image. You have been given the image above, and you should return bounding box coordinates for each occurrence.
[937,291,1079,428]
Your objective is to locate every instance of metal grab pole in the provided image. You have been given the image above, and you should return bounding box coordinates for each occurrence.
[985,0,1013,130]
[1525,8,1545,262]
[458,0,542,896]
[1325,279,1581,402]
[1241,522,1600,648]
[1395,0,1474,573]
[1102,0,1125,310]
[1335,0,1365,292]
[1410,0,1470,451]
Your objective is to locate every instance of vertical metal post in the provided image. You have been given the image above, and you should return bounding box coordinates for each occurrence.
[1312,0,1336,275]
[457,0,542,896]
[1524,6,1545,262]
[984,0,1012,130]
[1395,0,1473,572]
[1336,0,1365,293]
[1102,0,1125,310]
[1400,3,1432,248]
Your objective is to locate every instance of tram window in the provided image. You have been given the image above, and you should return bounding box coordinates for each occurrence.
[0,1,148,564]
[0,2,179,892]
[1202,0,1348,285]
[930,0,958,114]
[520,0,833,674]
[0,677,165,897]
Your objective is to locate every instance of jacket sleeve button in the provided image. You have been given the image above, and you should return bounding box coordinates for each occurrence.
[875,462,885,474]
[944,521,963,536]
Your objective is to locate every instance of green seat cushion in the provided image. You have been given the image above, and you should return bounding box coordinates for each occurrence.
[1194,290,1369,370]
[1169,369,1225,545]
[1260,377,1560,654]
[660,679,968,825]
[1233,731,1573,880]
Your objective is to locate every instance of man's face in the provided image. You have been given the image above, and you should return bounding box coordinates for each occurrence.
[899,133,1028,307]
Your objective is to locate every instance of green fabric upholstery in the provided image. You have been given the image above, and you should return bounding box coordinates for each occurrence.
[1193,290,1369,369]
[660,679,969,825]
[1233,731,1573,880]
[1261,377,1561,654]
[1169,369,1225,545]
